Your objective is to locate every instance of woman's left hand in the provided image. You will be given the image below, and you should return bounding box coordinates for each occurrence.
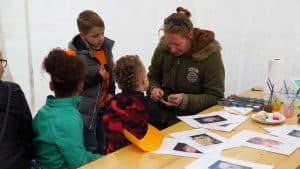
[167,93,184,107]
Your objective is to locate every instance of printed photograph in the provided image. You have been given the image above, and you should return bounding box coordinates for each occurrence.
[191,133,222,146]
[287,129,300,138]
[246,137,283,148]
[209,160,252,169]
[194,115,226,124]
[219,123,230,127]
[173,143,202,153]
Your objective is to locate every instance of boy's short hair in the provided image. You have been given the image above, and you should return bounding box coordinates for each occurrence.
[77,10,105,34]
[114,55,145,91]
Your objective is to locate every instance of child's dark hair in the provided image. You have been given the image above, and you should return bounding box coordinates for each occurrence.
[43,48,87,97]
[163,7,193,38]
[113,55,145,91]
[77,10,105,34]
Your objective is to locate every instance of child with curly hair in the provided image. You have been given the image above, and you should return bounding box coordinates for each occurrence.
[32,48,101,169]
[104,55,163,153]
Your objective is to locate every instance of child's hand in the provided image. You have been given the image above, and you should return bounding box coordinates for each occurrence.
[105,94,113,103]
[99,65,109,80]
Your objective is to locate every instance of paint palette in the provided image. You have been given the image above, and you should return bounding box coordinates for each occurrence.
[218,95,264,112]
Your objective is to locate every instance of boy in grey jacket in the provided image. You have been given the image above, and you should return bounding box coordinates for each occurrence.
[68,10,115,154]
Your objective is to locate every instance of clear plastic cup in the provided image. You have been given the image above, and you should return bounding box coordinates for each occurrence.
[272,102,281,112]
[283,97,295,118]
[263,99,272,113]
[294,99,300,114]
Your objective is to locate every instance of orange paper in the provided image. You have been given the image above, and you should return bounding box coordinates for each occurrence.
[124,123,163,151]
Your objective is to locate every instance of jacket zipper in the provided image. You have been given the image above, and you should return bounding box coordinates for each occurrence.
[89,80,101,129]
[89,49,112,129]
[174,57,180,91]
[89,49,102,129]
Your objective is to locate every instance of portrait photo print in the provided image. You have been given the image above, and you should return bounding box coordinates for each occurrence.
[287,130,300,138]
[194,115,226,124]
[191,134,222,146]
[208,160,252,169]
[173,143,201,153]
[246,137,283,148]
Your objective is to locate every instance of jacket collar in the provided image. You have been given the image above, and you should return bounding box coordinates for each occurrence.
[46,95,80,107]
[68,34,114,55]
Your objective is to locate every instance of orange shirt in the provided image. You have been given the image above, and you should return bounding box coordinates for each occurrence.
[93,49,110,108]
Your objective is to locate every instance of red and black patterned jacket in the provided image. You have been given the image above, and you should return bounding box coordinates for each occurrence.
[104,90,161,154]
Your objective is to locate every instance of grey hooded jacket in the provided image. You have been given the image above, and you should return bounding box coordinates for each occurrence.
[68,35,115,129]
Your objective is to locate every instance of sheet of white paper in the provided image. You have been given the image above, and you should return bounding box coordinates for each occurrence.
[169,128,239,153]
[204,114,248,132]
[265,125,300,147]
[151,138,221,158]
[177,111,243,128]
[230,130,297,155]
[224,106,253,115]
[185,156,273,169]
[264,125,287,134]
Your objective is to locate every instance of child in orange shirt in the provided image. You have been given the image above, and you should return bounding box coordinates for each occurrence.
[68,10,115,154]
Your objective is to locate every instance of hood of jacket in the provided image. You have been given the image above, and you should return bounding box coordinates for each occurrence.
[157,28,221,62]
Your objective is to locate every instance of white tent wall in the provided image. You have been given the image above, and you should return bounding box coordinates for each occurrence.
[0,22,13,81]
[0,1,32,109]
[0,0,300,115]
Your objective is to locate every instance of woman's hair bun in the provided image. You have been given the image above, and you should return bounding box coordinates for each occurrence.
[176,7,191,17]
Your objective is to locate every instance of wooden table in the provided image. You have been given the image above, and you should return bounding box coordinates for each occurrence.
[80,90,300,169]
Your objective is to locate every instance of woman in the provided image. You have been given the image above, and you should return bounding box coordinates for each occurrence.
[148,7,225,128]
[0,51,35,168]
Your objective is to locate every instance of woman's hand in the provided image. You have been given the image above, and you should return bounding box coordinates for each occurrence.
[150,87,164,101]
[160,99,177,107]
[159,93,184,107]
[167,93,183,107]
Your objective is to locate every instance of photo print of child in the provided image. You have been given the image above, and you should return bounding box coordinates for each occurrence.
[287,130,300,138]
[246,137,283,148]
[173,143,202,153]
[209,160,252,169]
[219,124,230,127]
[191,134,222,146]
[194,115,226,124]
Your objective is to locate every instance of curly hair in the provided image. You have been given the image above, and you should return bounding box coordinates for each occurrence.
[113,55,145,91]
[163,6,193,38]
[43,48,87,97]
[77,10,105,34]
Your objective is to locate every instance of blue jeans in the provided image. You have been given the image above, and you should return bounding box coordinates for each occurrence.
[31,160,40,169]
[83,109,106,154]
